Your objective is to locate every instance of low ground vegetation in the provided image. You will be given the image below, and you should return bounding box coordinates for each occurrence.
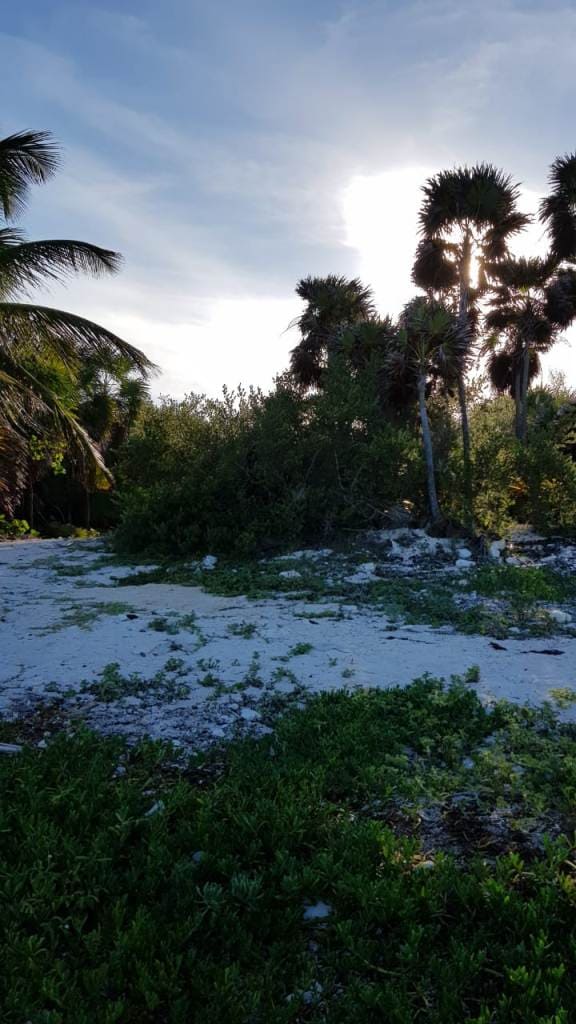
[115,554,576,639]
[3,677,576,1023]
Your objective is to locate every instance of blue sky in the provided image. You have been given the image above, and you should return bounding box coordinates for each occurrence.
[3,0,576,395]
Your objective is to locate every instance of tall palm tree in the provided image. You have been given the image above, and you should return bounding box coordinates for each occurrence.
[539,152,576,263]
[484,151,576,444]
[486,257,576,442]
[413,164,531,494]
[0,130,154,515]
[385,297,462,525]
[288,275,376,388]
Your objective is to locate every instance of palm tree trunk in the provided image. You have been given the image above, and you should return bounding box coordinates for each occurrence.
[458,229,473,513]
[417,373,442,525]
[513,360,522,440]
[457,373,472,467]
[517,338,531,444]
[27,482,34,530]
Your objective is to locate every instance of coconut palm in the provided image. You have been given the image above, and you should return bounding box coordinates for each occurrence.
[413,164,531,491]
[72,356,151,527]
[78,356,151,456]
[288,275,376,388]
[0,130,154,515]
[385,297,462,525]
[486,257,576,442]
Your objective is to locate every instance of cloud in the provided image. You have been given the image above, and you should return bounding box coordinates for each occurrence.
[1,0,575,395]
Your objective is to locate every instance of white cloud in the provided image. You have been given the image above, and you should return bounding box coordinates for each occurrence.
[1,0,576,398]
[95,296,301,399]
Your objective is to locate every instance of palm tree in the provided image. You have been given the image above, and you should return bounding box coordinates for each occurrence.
[78,356,151,456]
[486,257,576,442]
[73,356,151,528]
[288,275,376,388]
[0,130,154,515]
[413,164,531,493]
[539,152,576,263]
[484,150,576,444]
[385,297,462,525]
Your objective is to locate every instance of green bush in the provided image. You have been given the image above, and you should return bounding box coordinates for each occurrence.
[0,515,36,539]
[444,393,576,537]
[115,367,425,558]
[114,370,576,559]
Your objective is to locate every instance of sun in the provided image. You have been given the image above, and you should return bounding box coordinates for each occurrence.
[341,171,574,380]
[341,166,433,315]
[342,171,550,306]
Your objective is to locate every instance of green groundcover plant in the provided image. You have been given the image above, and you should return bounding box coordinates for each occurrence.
[2,676,576,1023]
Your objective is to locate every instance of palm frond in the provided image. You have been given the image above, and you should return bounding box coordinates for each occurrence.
[544,267,576,327]
[289,340,324,388]
[0,130,60,221]
[0,418,28,515]
[2,356,112,486]
[419,164,525,237]
[412,238,459,291]
[487,347,541,397]
[294,274,375,312]
[485,306,517,333]
[0,304,157,374]
[540,153,576,261]
[0,234,122,298]
[482,212,534,260]
[398,296,464,380]
[488,255,554,291]
[288,275,375,388]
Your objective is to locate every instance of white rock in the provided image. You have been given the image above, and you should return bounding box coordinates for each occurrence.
[507,527,546,544]
[489,540,505,560]
[457,547,473,560]
[279,569,302,580]
[0,742,23,755]
[303,900,332,921]
[278,549,332,561]
[210,725,226,738]
[455,559,473,570]
[345,562,378,584]
[192,850,204,863]
[240,707,261,721]
[546,608,572,625]
[202,555,218,570]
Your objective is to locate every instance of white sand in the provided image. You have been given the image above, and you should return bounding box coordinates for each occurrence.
[1,538,575,749]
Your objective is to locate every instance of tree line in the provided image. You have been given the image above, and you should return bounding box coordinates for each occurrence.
[288,161,576,526]
[0,130,154,531]
[1,131,575,538]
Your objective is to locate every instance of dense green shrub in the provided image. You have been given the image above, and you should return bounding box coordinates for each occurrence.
[442,392,576,536]
[115,366,425,557]
[0,515,36,539]
[114,365,576,559]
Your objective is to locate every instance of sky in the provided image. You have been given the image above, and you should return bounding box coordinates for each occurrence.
[2,0,576,397]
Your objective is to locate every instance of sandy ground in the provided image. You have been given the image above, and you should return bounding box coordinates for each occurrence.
[1,538,576,750]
